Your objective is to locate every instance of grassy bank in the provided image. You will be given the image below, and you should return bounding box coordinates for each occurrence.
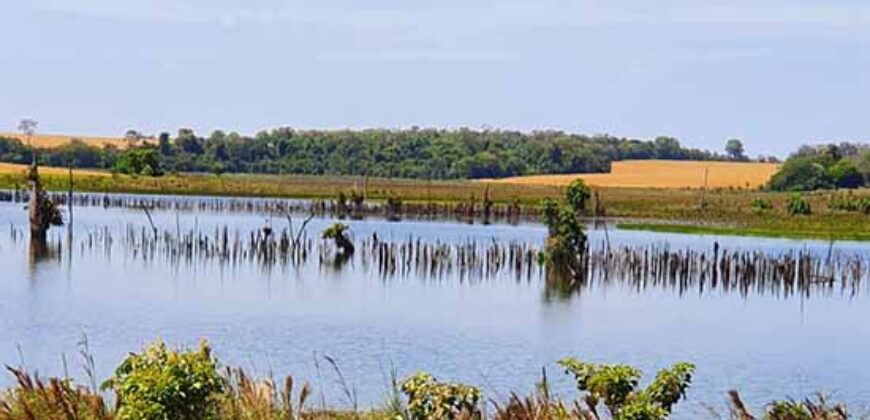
[0,170,561,205]
[617,221,870,241]
[0,340,850,420]
[0,169,867,241]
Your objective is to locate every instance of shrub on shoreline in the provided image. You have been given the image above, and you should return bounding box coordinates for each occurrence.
[0,340,853,420]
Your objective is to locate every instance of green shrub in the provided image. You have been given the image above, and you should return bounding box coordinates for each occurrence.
[322,223,354,255]
[829,160,863,189]
[540,182,590,287]
[750,198,773,214]
[786,194,811,216]
[540,198,561,235]
[828,194,870,214]
[768,157,833,191]
[114,146,163,177]
[558,358,694,419]
[102,340,224,420]
[565,179,591,214]
[401,372,481,419]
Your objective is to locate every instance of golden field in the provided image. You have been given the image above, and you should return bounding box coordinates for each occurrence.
[0,132,131,149]
[485,160,781,189]
[0,162,108,177]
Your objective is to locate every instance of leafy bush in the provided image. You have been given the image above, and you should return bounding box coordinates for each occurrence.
[539,181,591,287]
[114,146,163,177]
[541,204,588,286]
[565,179,591,214]
[102,340,224,420]
[829,160,864,189]
[769,143,869,192]
[540,198,561,235]
[750,198,773,214]
[786,194,812,216]
[768,157,833,191]
[401,372,481,419]
[828,195,870,214]
[558,358,695,419]
[322,223,354,255]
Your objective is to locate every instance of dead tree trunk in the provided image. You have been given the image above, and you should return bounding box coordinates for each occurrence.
[27,159,62,243]
[28,160,47,243]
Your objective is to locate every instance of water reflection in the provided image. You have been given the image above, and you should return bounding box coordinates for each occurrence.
[2,200,870,417]
[26,238,62,279]
[20,224,869,302]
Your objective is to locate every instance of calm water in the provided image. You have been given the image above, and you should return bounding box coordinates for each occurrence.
[1,198,869,418]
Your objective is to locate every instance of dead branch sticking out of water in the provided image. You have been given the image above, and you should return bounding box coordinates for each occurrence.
[0,191,534,224]
[13,222,868,299]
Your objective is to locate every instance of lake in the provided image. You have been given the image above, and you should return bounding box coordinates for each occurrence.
[1,195,869,418]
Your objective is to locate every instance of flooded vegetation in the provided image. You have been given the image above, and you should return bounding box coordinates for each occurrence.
[1,189,869,419]
[7,217,867,300]
[0,189,535,224]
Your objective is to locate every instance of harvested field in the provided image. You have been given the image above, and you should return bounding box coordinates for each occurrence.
[0,162,108,177]
[0,132,142,149]
[486,160,781,189]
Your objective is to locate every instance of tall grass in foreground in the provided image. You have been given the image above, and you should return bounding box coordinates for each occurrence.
[0,340,854,420]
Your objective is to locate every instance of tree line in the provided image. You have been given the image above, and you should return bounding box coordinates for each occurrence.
[0,127,744,179]
[768,142,870,191]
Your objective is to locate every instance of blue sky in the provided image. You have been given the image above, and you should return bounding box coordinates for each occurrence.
[1,0,868,156]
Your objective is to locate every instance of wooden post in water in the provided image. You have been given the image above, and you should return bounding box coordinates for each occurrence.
[18,119,53,243]
[27,159,47,242]
[67,163,74,241]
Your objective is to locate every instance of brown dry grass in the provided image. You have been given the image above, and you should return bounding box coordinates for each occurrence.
[0,132,138,149]
[0,162,108,177]
[485,160,781,189]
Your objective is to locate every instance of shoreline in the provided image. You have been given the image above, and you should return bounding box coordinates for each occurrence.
[0,171,867,241]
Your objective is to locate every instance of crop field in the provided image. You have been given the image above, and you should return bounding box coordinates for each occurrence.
[0,162,108,177]
[486,160,781,189]
[0,132,133,149]
[0,159,866,241]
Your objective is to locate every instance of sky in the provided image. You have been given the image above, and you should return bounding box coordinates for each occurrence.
[1,0,868,157]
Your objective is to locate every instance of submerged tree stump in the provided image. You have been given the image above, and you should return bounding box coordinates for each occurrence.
[27,160,63,243]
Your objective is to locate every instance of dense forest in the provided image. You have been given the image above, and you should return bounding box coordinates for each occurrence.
[0,128,738,179]
[768,142,870,191]
[1,127,868,191]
